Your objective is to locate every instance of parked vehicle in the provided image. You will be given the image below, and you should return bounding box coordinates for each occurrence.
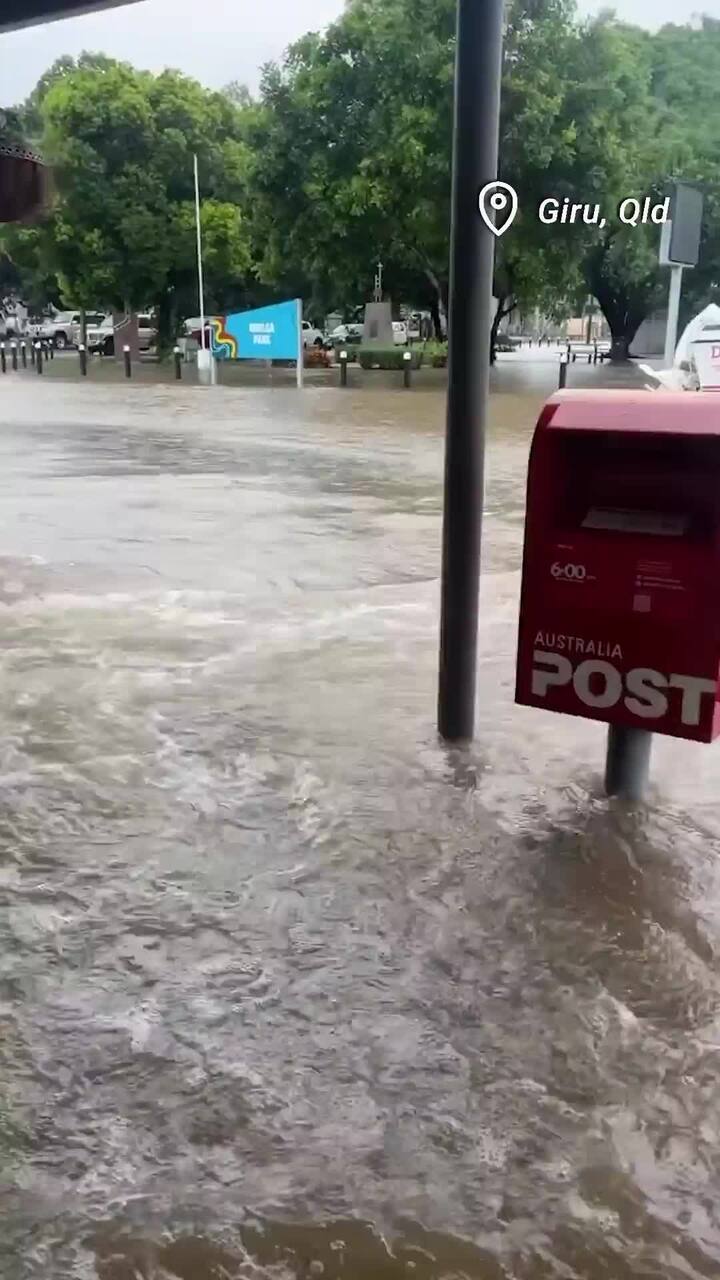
[392,321,408,346]
[86,314,156,356]
[37,311,105,349]
[301,320,325,348]
[327,322,363,347]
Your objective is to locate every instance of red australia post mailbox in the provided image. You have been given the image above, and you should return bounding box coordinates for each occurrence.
[515,390,720,743]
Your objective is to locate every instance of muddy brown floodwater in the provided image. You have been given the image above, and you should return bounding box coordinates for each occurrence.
[1,358,719,1279]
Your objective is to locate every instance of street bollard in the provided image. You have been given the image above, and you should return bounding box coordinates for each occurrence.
[403,349,412,388]
[78,344,87,376]
[36,342,43,374]
[339,349,348,387]
[11,342,18,371]
[593,342,598,365]
[123,344,131,378]
[173,346,182,380]
[572,351,577,362]
[49,341,54,361]
[21,342,27,369]
[558,355,568,389]
[30,342,36,367]
[587,352,592,364]
[0,344,5,374]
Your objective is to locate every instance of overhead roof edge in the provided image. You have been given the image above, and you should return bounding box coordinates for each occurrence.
[0,0,142,34]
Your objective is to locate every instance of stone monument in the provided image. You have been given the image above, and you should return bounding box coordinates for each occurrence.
[362,260,393,346]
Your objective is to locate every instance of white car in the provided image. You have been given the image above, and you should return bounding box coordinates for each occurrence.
[329,323,363,346]
[301,320,325,348]
[392,321,408,346]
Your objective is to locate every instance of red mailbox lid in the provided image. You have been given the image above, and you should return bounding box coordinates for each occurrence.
[541,390,720,436]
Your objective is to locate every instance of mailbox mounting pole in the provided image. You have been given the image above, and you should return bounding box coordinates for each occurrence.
[663,265,683,370]
[438,0,505,741]
[605,726,652,802]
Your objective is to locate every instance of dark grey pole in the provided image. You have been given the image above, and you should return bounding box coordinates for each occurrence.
[604,726,652,802]
[174,346,182,380]
[339,349,348,387]
[78,344,87,376]
[558,356,568,389]
[438,0,505,741]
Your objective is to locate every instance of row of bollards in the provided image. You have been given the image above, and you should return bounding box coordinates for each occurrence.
[0,339,54,373]
[0,339,183,381]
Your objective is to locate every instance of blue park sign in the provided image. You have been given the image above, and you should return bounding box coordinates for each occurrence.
[210,299,301,361]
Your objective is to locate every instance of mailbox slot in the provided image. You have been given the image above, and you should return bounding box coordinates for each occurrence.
[535,430,720,547]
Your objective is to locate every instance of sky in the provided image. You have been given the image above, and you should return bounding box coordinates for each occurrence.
[1,0,719,106]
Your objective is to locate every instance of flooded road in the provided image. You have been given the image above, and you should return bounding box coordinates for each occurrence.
[1,370,719,1279]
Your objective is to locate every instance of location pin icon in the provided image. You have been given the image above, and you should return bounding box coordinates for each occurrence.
[478,181,518,237]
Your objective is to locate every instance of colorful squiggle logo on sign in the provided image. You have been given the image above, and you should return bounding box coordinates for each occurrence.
[210,316,237,360]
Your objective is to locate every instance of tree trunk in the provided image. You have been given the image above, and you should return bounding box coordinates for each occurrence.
[113,305,140,362]
[602,310,645,363]
[423,266,448,339]
[586,249,647,364]
[591,292,644,363]
[156,290,174,358]
[429,296,442,340]
[608,334,631,362]
[489,294,515,364]
[489,301,503,365]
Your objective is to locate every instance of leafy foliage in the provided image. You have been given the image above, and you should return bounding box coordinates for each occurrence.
[1,58,256,346]
[3,6,720,360]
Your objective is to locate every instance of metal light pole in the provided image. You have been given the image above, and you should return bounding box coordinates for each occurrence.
[438,0,506,741]
[193,152,216,386]
[193,152,206,351]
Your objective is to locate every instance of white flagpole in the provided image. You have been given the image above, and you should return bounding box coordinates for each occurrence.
[296,297,304,389]
[193,153,206,351]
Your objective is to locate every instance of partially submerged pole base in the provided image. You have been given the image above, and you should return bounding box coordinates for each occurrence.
[197,348,216,386]
[604,725,652,802]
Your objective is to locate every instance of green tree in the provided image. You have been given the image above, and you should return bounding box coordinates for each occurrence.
[2,58,257,349]
[568,16,720,357]
[250,0,584,347]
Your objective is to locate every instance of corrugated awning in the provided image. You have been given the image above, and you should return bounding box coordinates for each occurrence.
[0,0,141,33]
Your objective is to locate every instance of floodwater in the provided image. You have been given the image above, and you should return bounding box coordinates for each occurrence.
[1,362,719,1280]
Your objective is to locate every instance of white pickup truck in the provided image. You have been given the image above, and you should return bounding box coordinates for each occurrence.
[36,310,106,349]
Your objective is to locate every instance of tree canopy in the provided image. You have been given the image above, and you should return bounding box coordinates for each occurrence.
[1,56,256,347]
[2,5,720,357]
